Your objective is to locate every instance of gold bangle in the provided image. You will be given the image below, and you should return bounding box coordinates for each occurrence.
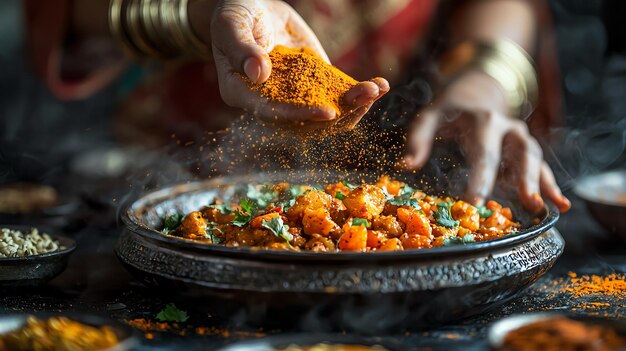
[140,0,174,57]
[109,0,142,58]
[438,38,538,119]
[109,0,212,59]
[179,0,212,57]
[126,0,163,58]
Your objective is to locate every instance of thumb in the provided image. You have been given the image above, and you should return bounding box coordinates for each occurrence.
[211,6,272,83]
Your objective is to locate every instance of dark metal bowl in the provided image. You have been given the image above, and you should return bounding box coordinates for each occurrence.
[574,170,626,238]
[0,225,76,287]
[0,312,138,351]
[117,172,563,333]
[215,334,403,351]
[488,312,626,350]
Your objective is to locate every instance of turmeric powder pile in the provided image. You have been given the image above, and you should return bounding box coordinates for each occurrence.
[563,272,626,298]
[253,45,358,116]
[502,317,626,351]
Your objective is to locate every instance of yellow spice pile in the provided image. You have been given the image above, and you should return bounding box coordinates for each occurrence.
[253,45,358,116]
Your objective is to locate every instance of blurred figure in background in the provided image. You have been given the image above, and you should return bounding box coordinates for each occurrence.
[21,0,570,212]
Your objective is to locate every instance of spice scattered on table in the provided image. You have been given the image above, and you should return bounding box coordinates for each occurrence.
[127,318,266,339]
[502,317,625,351]
[251,45,358,116]
[563,272,626,297]
[0,316,119,351]
[0,227,64,258]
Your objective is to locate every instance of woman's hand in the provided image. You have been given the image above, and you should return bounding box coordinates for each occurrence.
[404,70,571,213]
[210,0,388,131]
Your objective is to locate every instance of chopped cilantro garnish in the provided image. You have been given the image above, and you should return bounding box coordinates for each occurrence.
[443,234,476,246]
[388,196,421,209]
[476,205,494,218]
[351,218,371,228]
[434,202,460,228]
[335,192,346,200]
[400,185,416,197]
[156,303,189,322]
[341,181,358,190]
[246,184,278,208]
[232,198,256,227]
[211,203,232,215]
[261,217,293,244]
[162,213,184,234]
[206,222,223,244]
[289,186,305,198]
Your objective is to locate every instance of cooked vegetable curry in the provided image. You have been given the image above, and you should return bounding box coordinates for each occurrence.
[161,176,520,252]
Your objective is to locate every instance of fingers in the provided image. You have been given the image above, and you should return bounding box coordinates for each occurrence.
[540,163,572,213]
[464,112,506,206]
[211,5,272,83]
[404,107,440,170]
[335,78,390,132]
[506,122,544,213]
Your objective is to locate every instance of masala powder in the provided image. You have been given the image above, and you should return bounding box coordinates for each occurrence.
[502,317,626,351]
[252,45,358,116]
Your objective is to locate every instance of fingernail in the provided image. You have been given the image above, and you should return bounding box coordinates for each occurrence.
[531,193,544,212]
[244,57,261,83]
[559,195,572,212]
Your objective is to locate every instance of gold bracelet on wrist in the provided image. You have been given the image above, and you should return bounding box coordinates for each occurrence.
[437,38,539,120]
[108,0,212,60]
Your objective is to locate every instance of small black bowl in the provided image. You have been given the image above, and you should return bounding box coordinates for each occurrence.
[215,334,402,351]
[0,312,139,351]
[574,170,626,238]
[0,225,76,287]
[488,312,626,350]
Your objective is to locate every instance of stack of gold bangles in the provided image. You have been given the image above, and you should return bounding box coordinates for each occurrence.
[438,38,538,120]
[109,0,211,59]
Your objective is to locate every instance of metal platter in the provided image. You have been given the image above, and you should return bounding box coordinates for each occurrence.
[0,225,76,287]
[116,172,563,333]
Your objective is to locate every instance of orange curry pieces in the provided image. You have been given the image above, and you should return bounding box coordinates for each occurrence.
[162,176,520,252]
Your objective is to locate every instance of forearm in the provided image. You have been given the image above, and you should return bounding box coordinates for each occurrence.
[449,0,537,53]
[69,0,215,56]
[71,0,112,40]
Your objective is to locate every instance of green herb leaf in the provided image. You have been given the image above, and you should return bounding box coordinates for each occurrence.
[261,217,293,244]
[351,218,371,228]
[211,203,232,215]
[434,202,460,228]
[335,192,346,200]
[280,199,296,211]
[475,205,494,218]
[443,234,475,246]
[341,181,358,190]
[232,198,256,227]
[289,186,306,198]
[400,185,416,197]
[206,222,223,244]
[246,184,278,209]
[388,196,421,209]
[162,213,184,234]
[156,303,189,322]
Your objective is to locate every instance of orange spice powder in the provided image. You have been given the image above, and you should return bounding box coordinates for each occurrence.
[563,272,626,298]
[252,45,358,116]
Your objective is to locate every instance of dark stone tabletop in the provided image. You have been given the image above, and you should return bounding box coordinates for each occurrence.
[1,184,624,351]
